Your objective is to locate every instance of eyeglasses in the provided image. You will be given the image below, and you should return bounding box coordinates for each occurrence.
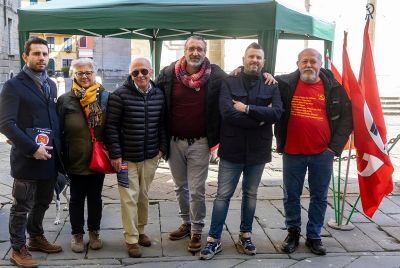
[131,69,149,77]
[75,71,94,77]
[186,46,204,53]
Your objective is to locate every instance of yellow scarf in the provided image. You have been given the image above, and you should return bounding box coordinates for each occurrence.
[72,80,102,128]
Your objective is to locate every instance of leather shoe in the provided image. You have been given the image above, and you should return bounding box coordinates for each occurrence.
[188,233,202,252]
[126,243,141,258]
[305,238,326,255]
[138,234,151,247]
[28,235,62,253]
[169,223,191,240]
[280,227,300,253]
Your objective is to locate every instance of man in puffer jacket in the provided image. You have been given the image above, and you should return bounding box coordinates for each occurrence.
[105,58,167,258]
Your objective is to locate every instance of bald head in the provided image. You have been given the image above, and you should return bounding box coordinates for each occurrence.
[129,57,152,74]
[297,48,323,83]
[129,57,153,91]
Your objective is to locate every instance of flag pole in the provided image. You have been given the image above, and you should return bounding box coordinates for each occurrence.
[339,135,354,227]
[327,140,355,230]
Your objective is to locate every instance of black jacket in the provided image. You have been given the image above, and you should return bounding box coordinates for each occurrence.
[0,71,62,180]
[275,69,353,156]
[218,73,283,164]
[105,76,167,162]
[155,61,228,151]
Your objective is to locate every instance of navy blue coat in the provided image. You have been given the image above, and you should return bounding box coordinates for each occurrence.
[0,71,61,180]
[218,73,283,164]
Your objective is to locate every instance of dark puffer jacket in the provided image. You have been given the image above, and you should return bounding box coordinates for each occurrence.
[105,76,167,162]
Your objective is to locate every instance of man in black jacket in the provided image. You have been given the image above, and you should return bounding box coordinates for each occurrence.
[200,42,282,260]
[275,48,353,255]
[0,37,63,268]
[105,58,167,258]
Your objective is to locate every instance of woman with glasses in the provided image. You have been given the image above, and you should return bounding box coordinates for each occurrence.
[57,58,109,253]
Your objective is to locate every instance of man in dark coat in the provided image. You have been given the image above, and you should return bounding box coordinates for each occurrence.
[0,37,63,268]
[155,36,228,253]
[200,42,282,260]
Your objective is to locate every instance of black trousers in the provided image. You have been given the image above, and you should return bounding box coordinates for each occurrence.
[68,173,105,235]
[9,178,56,250]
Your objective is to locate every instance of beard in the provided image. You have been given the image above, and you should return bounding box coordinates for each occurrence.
[300,69,319,83]
[186,56,204,68]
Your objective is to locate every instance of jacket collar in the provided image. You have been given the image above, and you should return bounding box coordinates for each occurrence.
[17,71,48,103]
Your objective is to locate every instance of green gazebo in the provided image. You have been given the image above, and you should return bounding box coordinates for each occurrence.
[18,0,335,75]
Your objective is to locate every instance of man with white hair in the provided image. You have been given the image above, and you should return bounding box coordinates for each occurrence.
[275,48,352,255]
[105,58,167,258]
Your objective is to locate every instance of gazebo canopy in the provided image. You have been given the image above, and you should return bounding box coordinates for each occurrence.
[18,0,335,74]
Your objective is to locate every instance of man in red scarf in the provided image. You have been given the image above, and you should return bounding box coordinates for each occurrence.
[156,36,227,252]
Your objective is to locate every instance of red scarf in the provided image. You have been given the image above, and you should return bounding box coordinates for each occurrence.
[174,56,211,90]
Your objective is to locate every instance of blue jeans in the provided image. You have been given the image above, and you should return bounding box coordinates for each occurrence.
[282,150,334,239]
[208,159,265,240]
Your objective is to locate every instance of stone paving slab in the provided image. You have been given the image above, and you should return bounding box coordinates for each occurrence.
[124,259,243,267]
[328,224,383,252]
[346,255,400,268]
[0,205,10,242]
[380,226,400,242]
[235,258,297,268]
[0,241,10,260]
[290,255,355,268]
[356,223,400,251]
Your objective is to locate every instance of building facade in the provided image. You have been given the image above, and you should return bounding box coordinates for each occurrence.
[0,0,20,90]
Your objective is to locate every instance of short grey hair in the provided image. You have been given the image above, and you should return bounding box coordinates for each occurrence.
[184,35,207,53]
[69,58,97,77]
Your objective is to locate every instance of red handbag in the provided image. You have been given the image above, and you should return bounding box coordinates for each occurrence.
[88,127,115,174]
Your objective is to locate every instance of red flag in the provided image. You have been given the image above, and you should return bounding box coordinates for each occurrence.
[342,22,394,218]
[326,52,354,150]
[325,52,343,86]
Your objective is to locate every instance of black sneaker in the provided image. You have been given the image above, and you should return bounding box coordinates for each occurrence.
[238,234,256,255]
[199,240,222,260]
[305,238,326,255]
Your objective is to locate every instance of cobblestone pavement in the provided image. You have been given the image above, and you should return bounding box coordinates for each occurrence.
[0,116,399,267]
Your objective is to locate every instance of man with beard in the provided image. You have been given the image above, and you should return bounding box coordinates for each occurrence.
[0,37,63,268]
[275,48,352,255]
[199,42,282,260]
[155,36,227,253]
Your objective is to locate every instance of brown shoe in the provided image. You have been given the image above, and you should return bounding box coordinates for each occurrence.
[28,235,62,253]
[188,233,202,252]
[138,234,151,247]
[169,223,191,240]
[89,231,103,250]
[10,245,38,268]
[126,243,141,258]
[71,233,85,253]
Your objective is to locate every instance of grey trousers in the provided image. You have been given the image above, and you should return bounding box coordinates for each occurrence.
[9,178,56,250]
[168,137,210,234]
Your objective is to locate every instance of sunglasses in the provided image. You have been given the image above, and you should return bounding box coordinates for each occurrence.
[131,69,149,77]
